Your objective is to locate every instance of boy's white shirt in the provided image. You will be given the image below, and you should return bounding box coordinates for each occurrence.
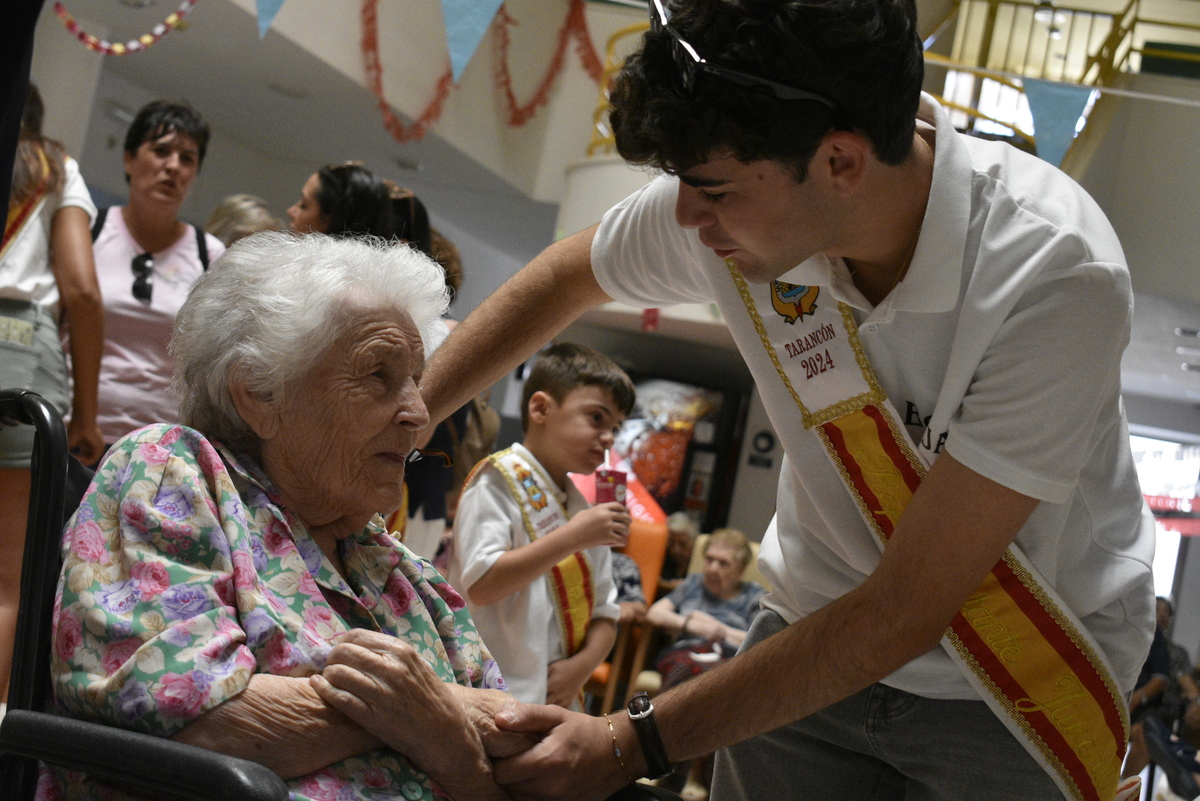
[449,442,620,704]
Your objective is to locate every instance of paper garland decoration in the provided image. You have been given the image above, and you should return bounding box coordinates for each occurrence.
[362,0,602,143]
[442,0,505,83]
[53,0,198,56]
[1024,77,1097,166]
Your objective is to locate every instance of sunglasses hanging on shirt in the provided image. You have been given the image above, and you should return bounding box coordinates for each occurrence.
[131,253,154,303]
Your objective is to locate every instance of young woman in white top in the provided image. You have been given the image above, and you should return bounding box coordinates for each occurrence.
[0,83,103,707]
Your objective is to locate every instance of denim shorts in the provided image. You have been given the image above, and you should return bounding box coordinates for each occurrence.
[710,609,1067,801]
[0,299,69,469]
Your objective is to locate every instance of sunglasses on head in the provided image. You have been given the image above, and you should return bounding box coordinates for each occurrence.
[131,253,154,303]
[648,0,837,109]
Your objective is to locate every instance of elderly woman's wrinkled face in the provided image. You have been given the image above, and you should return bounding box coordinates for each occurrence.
[263,304,428,531]
[668,526,695,567]
[702,544,745,599]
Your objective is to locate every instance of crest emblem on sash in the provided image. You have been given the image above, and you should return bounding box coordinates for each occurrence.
[770,281,820,324]
[514,464,549,510]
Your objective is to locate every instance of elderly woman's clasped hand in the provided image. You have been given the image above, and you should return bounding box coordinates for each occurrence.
[314,629,534,800]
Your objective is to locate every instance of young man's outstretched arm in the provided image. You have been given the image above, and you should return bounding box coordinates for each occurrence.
[490,452,1040,801]
[420,225,611,426]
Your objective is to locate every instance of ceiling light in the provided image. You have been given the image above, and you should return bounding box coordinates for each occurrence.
[1034,1,1067,26]
[266,82,309,101]
[104,98,135,124]
[1178,346,1200,358]
[392,156,424,172]
[1182,363,1200,372]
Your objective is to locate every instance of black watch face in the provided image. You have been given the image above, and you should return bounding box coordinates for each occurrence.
[629,694,651,716]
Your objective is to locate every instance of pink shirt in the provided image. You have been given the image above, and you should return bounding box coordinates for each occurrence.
[89,208,224,442]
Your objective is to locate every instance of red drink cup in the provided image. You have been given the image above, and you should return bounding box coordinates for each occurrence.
[594,467,627,505]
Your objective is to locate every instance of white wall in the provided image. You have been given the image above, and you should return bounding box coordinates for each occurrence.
[28,8,106,160]
[1074,72,1200,303]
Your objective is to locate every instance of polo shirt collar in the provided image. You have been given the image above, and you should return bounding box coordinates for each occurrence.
[775,93,969,317]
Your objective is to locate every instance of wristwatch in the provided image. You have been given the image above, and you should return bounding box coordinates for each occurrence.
[627,692,673,780]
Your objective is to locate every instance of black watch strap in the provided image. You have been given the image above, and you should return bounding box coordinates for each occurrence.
[627,692,673,780]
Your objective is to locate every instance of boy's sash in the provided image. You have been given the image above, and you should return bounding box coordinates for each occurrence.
[480,448,595,656]
[727,262,1135,801]
[1,146,51,261]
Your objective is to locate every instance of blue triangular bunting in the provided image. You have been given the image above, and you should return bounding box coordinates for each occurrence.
[442,0,505,83]
[255,0,287,38]
[1024,78,1095,167]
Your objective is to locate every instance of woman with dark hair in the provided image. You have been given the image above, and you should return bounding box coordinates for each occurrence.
[87,99,225,449]
[0,83,103,710]
[384,184,475,559]
[286,162,394,239]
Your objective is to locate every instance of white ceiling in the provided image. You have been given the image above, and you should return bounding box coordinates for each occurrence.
[49,0,561,266]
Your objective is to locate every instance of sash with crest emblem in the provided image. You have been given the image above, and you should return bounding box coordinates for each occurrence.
[726,260,1138,801]
[466,447,596,657]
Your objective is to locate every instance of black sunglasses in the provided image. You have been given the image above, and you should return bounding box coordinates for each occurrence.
[131,253,154,303]
[649,0,837,109]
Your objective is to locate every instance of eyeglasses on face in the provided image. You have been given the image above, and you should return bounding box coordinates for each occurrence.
[648,0,837,109]
[131,253,154,303]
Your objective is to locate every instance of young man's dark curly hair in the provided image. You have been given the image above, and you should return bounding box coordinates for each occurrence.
[609,0,924,182]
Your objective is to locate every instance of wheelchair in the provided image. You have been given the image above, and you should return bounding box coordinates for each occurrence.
[0,388,679,801]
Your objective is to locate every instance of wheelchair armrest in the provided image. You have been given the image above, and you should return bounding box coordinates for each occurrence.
[0,709,289,801]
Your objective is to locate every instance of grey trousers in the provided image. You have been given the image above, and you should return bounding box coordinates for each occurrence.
[710,609,1066,801]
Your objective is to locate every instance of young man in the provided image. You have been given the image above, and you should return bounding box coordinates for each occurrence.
[421,1,1155,799]
[449,343,636,708]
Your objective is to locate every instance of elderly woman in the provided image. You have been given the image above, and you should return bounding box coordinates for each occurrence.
[46,233,521,801]
[646,528,764,689]
[644,528,764,797]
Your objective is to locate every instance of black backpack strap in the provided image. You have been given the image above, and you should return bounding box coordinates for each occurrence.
[90,207,108,242]
[193,225,209,271]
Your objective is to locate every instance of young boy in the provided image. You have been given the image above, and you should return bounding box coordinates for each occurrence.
[449,342,636,707]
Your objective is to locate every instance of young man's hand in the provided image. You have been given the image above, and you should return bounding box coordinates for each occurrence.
[560,502,630,550]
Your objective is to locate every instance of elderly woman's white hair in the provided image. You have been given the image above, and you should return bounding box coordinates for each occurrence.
[172,231,449,451]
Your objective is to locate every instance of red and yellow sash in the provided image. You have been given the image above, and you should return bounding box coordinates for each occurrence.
[1,146,51,262]
[728,262,1137,801]
[481,448,595,656]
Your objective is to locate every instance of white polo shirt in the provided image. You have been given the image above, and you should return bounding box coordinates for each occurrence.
[590,94,1155,700]
[449,443,620,704]
[0,156,96,317]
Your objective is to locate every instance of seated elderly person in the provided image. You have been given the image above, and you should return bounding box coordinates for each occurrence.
[45,232,521,801]
[646,528,764,691]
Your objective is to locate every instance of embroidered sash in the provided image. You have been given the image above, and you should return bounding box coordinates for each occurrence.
[1,146,52,262]
[727,261,1135,801]
[482,448,595,657]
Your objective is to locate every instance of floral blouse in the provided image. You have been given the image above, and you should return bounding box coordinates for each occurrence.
[41,424,505,801]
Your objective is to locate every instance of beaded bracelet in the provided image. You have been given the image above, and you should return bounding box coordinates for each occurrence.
[604,713,637,783]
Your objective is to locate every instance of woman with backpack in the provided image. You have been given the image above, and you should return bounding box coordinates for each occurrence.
[85,100,224,449]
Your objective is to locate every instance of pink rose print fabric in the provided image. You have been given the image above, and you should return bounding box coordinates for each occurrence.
[43,425,506,801]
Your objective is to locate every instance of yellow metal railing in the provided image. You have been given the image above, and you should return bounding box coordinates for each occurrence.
[587,23,648,157]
